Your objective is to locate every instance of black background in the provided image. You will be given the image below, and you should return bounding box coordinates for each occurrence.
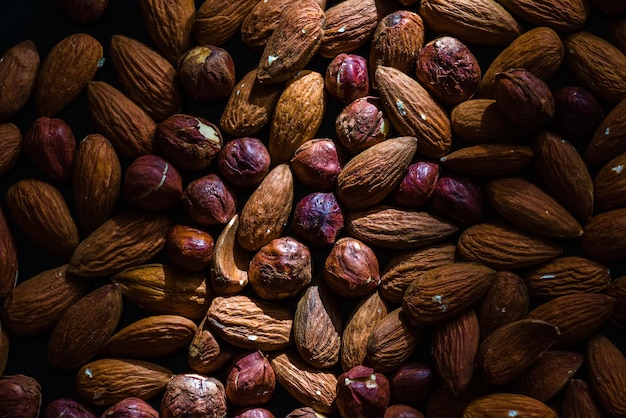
[0,0,624,417]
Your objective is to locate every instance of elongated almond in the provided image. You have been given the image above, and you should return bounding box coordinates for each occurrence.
[594,151,626,209]
[0,123,22,178]
[584,98,626,166]
[450,99,527,144]
[497,0,589,31]
[193,0,260,46]
[367,308,422,373]
[562,379,604,418]
[580,208,626,262]
[519,350,584,402]
[0,207,18,300]
[440,144,533,177]
[587,335,626,417]
[464,393,557,418]
[0,40,39,121]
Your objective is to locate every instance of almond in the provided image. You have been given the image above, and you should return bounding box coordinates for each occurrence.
[211,214,250,295]
[257,0,325,84]
[440,143,534,177]
[47,284,123,369]
[532,130,594,223]
[0,320,7,376]
[565,31,626,103]
[376,65,452,159]
[594,150,626,209]
[35,33,103,116]
[580,208,626,262]
[6,179,80,261]
[86,81,157,159]
[497,0,589,31]
[188,316,232,374]
[237,164,293,251]
[518,350,584,402]
[68,211,173,278]
[336,136,417,210]
[1,265,89,336]
[587,334,626,417]
[346,205,458,250]
[76,358,172,407]
[0,207,18,300]
[526,293,616,348]
[0,123,22,178]
[193,0,260,46]
[136,0,195,64]
[269,71,326,163]
[450,99,527,144]
[99,315,197,359]
[608,276,626,329]
[486,177,583,239]
[562,379,605,418]
[418,0,521,46]
[476,319,559,385]
[522,256,611,299]
[457,222,562,269]
[109,34,183,122]
[478,27,564,98]
[584,98,626,166]
[207,295,293,351]
[72,134,122,234]
[463,393,557,418]
[0,40,39,121]
[341,291,388,372]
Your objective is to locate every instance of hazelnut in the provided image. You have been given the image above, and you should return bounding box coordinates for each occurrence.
[390,362,434,405]
[335,97,390,155]
[494,68,555,131]
[248,236,312,300]
[392,161,440,208]
[226,351,276,407]
[166,225,215,272]
[183,174,237,226]
[551,86,604,141]
[432,176,484,225]
[290,138,343,190]
[123,154,183,211]
[161,374,227,418]
[231,408,275,418]
[325,54,370,104]
[218,137,271,189]
[384,405,425,418]
[336,365,391,418]
[57,0,108,25]
[291,192,344,247]
[415,36,481,106]
[323,237,380,298]
[43,398,96,418]
[156,114,223,171]
[100,397,159,418]
[285,407,322,418]
[178,45,236,102]
[0,374,42,418]
[24,116,76,182]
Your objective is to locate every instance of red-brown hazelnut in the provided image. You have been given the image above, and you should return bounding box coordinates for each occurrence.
[232,408,275,418]
[325,53,370,104]
[335,97,390,155]
[290,138,343,190]
[392,161,440,208]
[384,405,424,418]
[285,407,321,418]
[248,236,312,300]
[432,176,484,225]
[100,397,159,418]
[166,225,215,272]
[24,116,76,182]
[336,365,391,418]
[390,362,434,405]
[57,0,108,25]
[0,374,42,418]
[218,137,271,189]
[178,46,236,102]
[43,398,96,418]
[123,154,183,211]
[415,36,481,106]
[291,192,344,247]
[156,114,223,171]
[183,174,237,226]
[323,237,380,298]
[161,374,227,418]
[225,351,276,407]
[551,86,604,141]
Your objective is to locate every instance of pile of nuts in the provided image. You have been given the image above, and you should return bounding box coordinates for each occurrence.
[2,0,626,417]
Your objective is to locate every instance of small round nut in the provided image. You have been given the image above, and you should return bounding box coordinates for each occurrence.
[232,408,275,418]
[100,397,159,418]
[432,176,484,225]
[0,375,42,418]
[325,53,370,104]
[43,398,96,418]
[291,192,344,247]
[336,365,391,418]
[551,86,604,141]
[335,97,390,155]
[392,161,440,208]
[390,362,434,405]
[218,137,271,189]
[166,225,215,272]
[24,116,76,182]
[161,374,227,418]
[290,138,343,190]
[384,405,425,418]
[225,350,276,407]
[323,237,380,298]
[178,46,236,102]
[123,154,183,211]
[183,174,237,226]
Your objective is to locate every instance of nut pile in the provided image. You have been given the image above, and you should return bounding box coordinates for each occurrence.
[1,0,626,417]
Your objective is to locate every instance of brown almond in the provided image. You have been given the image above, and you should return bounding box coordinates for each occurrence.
[76,358,172,407]
[401,262,496,326]
[193,0,260,46]
[463,393,557,418]
[580,208,626,262]
[608,276,626,329]
[376,65,452,159]
[0,40,39,121]
[594,151,626,210]
[68,211,173,278]
[99,315,197,359]
[587,334,626,417]
[519,350,584,402]
[497,0,589,31]
[476,319,560,385]
[440,143,534,177]
[526,293,616,348]
[450,99,528,144]
[346,205,458,250]
[6,179,80,261]
[562,379,604,418]
[0,123,22,178]
[47,284,123,369]
[0,319,7,376]
[336,136,417,210]
[0,206,18,300]
[457,222,562,270]
[35,33,103,116]
[419,0,522,46]
[584,98,626,166]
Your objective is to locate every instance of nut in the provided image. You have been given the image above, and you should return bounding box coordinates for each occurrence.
[291,192,344,247]
[225,351,276,406]
[123,155,183,212]
[550,86,604,141]
[24,116,76,183]
[232,408,275,418]
[178,45,236,102]
[390,363,433,406]
[325,53,370,104]
[58,0,108,25]
[290,138,343,190]
[392,161,439,209]
[323,237,380,298]
[43,398,96,418]
[431,175,484,225]
[100,397,159,418]
[218,137,271,189]
[183,174,237,226]
[0,375,42,418]
[160,374,227,418]
[383,405,424,418]
[335,96,390,155]
[336,365,391,418]
[165,224,215,272]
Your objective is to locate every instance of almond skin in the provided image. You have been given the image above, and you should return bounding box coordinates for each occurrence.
[587,334,626,417]
[0,40,39,121]
[463,393,557,418]
[0,207,18,300]
[450,99,527,144]
[584,98,626,166]
[497,0,589,31]
[580,208,626,262]
[594,150,626,209]
[0,123,22,178]
[440,144,534,177]
[562,379,605,418]
[35,33,103,116]
[193,0,260,46]
[518,350,584,402]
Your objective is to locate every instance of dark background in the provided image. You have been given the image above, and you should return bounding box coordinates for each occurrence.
[0,0,624,417]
